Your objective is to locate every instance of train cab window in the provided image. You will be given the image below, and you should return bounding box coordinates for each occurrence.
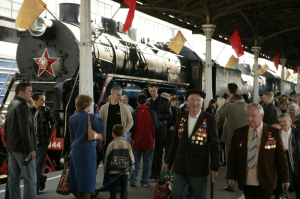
[191,65,200,80]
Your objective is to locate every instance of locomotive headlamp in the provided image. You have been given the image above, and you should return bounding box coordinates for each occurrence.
[29,17,53,37]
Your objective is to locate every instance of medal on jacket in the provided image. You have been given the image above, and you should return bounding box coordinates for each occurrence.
[178,118,186,138]
[190,119,208,145]
[265,132,276,149]
[203,119,207,128]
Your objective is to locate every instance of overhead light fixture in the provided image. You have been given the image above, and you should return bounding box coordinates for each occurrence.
[245,46,247,49]
[219,35,222,38]
[224,37,227,40]
[187,22,190,24]
[169,15,175,18]
[178,19,182,21]
[194,25,197,27]
[136,1,143,5]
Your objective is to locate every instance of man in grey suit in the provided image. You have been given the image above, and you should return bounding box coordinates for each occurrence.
[218,93,247,192]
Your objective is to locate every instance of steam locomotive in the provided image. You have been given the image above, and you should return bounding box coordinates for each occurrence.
[0,3,295,172]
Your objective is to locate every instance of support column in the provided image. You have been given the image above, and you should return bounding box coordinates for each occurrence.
[280,58,287,95]
[252,47,261,103]
[202,24,216,107]
[79,0,94,112]
[297,65,300,93]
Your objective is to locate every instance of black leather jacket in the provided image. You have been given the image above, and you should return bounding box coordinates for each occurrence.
[6,96,36,154]
[147,95,172,139]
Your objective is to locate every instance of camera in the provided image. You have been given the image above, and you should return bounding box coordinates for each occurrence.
[23,156,31,165]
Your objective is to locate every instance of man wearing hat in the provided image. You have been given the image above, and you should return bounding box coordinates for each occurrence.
[162,89,220,199]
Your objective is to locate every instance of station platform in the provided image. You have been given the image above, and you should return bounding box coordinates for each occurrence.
[0,165,296,199]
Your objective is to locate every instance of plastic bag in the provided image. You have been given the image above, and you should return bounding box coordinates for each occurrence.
[280,188,290,199]
[154,171,173,199]
[56,155,70,195]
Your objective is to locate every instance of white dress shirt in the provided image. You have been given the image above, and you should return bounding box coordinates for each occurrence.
[281,127,292,150]
[188,110,201,138]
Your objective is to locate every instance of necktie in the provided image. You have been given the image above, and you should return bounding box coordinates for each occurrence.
[248,129,257,169]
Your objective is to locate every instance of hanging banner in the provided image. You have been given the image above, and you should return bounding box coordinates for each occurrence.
[258,64,269,75]
[225,55,238,68]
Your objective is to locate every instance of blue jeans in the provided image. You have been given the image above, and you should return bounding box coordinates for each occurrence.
[36,144,48,191]
[172,173,207,199]
[129,150,154,185]
[124,132,132,144]
[8,151,37,199]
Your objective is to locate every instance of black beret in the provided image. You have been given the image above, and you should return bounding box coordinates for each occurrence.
[186,89,206,99]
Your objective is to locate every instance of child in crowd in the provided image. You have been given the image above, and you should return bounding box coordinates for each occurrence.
[104,124,135,199]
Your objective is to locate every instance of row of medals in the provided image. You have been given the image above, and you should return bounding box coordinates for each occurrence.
[265,133,276,149]
[191,129,207,145]
[265,140,276,149]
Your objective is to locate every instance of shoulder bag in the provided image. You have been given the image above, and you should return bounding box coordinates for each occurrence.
[88,113,103,141]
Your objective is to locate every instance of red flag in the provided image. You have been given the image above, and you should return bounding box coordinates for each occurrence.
[272,53,280,70]
[122,0,136,33]
[294,62,299,74]
[228,29,244,57]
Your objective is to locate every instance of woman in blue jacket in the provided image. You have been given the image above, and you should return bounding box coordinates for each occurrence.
[69,95,104,199]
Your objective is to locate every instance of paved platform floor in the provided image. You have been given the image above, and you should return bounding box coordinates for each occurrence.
[0,164,296,199]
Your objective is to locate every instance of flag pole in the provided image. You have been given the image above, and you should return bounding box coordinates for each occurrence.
[92,4,123,45]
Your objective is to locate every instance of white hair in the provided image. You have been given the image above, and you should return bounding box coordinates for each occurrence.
[289,103,299,111]
[245,103,264,115]
[278,113,292,122]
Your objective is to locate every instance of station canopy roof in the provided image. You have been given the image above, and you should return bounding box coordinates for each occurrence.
[112,0,300,69]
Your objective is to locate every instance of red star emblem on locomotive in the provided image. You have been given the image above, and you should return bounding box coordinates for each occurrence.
[33,48,59,77]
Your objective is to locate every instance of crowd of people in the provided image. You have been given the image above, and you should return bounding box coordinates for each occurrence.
[3,81,300,199]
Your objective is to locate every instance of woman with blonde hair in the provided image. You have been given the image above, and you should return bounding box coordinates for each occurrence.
[69,95,104,199]
[276,98,289,117]
[216,97,226,165]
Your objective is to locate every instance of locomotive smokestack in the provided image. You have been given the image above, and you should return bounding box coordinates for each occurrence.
[59,3,80,25]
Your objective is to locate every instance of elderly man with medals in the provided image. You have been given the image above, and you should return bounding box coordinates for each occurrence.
[227,103,290,199]
[162,89,220,199]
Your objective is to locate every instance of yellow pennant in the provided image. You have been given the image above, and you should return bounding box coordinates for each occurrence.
[168,30,187,54]
[225,55,238,68]
[285,71,291,80]
[15,0,46,30]
[258,64,269,75]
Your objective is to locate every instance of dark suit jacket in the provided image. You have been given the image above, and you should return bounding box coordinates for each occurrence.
[167,106,177,129]
[165,111,220,177]
[262,103,278,125]
[291,127,300,195]
[227,124,289,191]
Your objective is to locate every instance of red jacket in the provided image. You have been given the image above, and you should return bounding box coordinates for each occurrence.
[131,105,160,150]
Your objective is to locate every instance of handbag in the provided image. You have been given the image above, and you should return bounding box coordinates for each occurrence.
[88,113,103,141]
[154,171,173,199]
[56,156,70,195]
